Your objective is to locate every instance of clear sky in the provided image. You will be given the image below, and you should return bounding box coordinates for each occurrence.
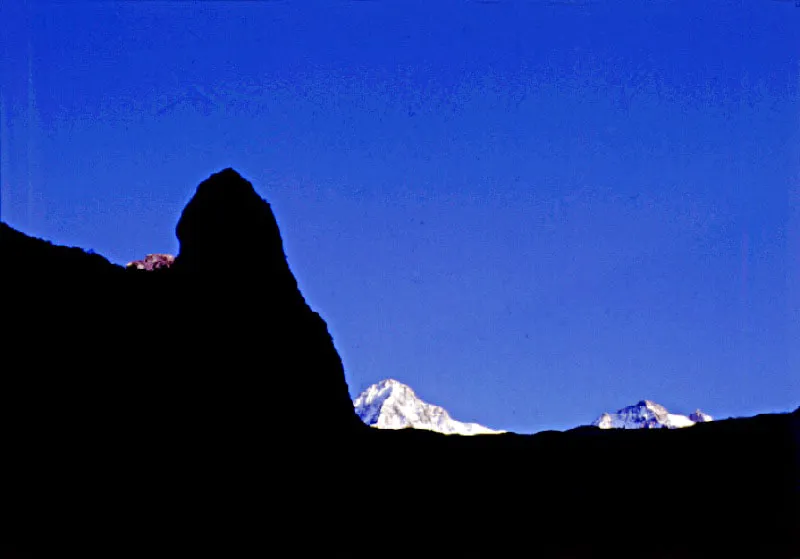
[1,0,798,433]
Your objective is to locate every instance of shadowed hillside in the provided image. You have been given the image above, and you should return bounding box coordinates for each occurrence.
[1,169,797,558]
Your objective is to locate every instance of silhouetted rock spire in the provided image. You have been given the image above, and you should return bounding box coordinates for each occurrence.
[171,168,361,434]
[173,168,294,285]
[1,168,362,444]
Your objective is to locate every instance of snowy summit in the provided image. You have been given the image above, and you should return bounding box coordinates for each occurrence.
[593,400,713,430]
[353,379,504,435]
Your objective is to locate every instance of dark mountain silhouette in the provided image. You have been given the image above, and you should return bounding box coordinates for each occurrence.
[168,168,362,436]
[1,169,797,558]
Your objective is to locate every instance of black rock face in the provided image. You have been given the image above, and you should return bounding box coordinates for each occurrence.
[169,168,362,436]
[1,169,361,438]
[173,168,294,282]
[0,222,122,277]
[1,221,129,435]
[1,169,365,556]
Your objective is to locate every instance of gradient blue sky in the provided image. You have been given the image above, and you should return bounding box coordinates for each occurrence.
[1,0,798,433]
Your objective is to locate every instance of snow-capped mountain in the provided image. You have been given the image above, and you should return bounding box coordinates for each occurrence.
[593,400,713,430]
[353,379,504,435]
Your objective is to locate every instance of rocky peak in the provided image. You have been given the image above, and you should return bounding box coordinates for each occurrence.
[172,168,293,286]
[170,168,361,433]
[593,400,711,430]
[689,410,713,423]
[636,400,670,422]
[126,254,175,271]
[353,379,504,435]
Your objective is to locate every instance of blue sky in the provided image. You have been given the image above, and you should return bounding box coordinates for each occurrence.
[1,0,797,432]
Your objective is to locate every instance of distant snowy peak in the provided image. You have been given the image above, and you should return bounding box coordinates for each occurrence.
[593,400,713,430]
[689,409,713,423]
[352,379,504,436]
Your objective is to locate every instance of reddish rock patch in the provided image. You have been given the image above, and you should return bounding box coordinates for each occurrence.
[126,253,175,271]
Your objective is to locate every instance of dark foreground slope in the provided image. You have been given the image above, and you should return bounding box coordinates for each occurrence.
[1,169,797,558]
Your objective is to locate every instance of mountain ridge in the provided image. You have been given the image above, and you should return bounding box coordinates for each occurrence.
[353,379,715,434]
[593,400,714,430]
[353,379,504,435]
[3,169,794,559]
